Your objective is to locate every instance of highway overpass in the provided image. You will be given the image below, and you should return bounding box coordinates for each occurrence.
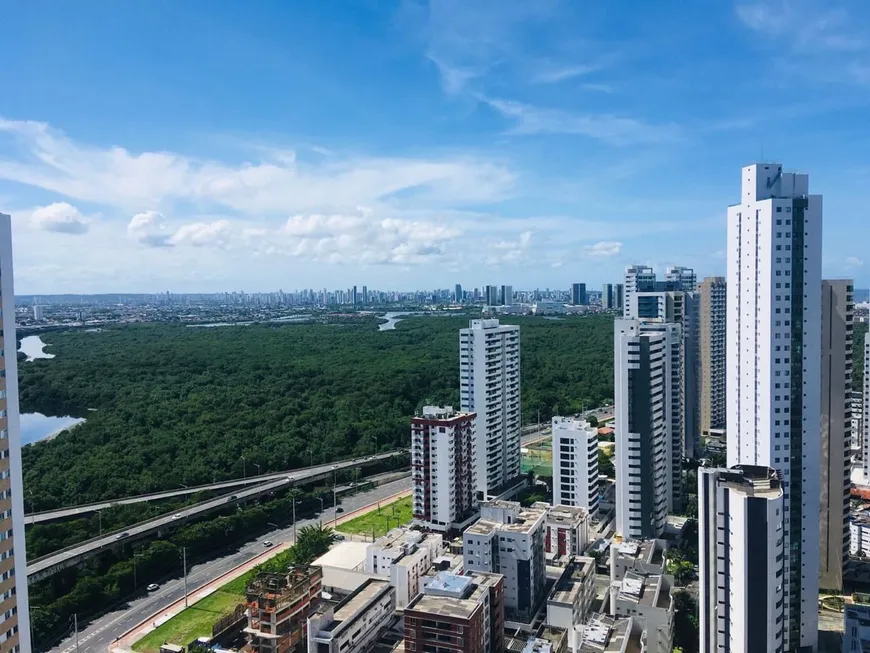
[27,451,402,583]
[26,450,406,524]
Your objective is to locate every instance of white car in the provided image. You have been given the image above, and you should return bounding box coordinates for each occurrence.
[171,514,182,520]
[263,540,274,548]
[146,583,159,591]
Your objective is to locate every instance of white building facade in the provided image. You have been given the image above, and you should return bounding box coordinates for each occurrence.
[460,319,521,497]
[622,265,655,320]
[726,163,822,651]
[698,465,785,653]
[864,341,870,482]
[411,406,477,531]
[0,214,30,653]
[551,417,599,516]
[844,603,870,652]
[614,320,674,539]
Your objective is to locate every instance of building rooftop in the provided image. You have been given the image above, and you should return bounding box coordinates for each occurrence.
[617,572,671,611]
[329,580,392,631]
[521,637,553,653]
[540,504,590,525]
[548,557,594,606]
[406,572,501,620]
[469,501,546,535]
[578,615,645,653]
[615,539,665,567]
[417,406,474,421]
[715,465,782,498]
[313,541,369,571]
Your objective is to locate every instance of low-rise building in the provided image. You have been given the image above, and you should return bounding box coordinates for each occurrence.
[404,571,505,653]
[608,571,674,652]
[537,503,590,561]
[366,528,444,607]
[851,513,870,557]
[463,501,546,622]
[307,579,395,653]
[570,614,646,653]
[546,557,596,630]
[245,566,323,653]
[843,603,870,651]
[609,539,666,584]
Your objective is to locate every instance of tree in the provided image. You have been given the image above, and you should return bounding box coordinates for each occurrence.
[526,469,536,487]
[598,449,615,478]
[586,414,599,427]
[292,524,338,564]
[672,590,699,653]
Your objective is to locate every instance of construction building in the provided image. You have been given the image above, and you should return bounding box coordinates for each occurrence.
[245,566,323,653]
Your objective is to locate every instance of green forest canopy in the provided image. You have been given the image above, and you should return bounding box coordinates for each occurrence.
[20,315,615,508]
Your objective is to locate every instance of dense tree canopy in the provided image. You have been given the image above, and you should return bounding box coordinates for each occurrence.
[20,315,615,508]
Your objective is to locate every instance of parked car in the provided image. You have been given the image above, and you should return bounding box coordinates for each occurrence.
[146,583,159,591]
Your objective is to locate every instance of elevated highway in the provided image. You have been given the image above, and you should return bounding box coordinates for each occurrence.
[27,451,403,583]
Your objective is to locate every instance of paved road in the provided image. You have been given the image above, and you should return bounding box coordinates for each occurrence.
[28,451,405,524]
[43,477,411,653]
[30,452,401,580]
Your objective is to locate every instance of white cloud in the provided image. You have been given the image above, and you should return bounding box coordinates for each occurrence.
[533,64,600,84]
[584,241,622,257]
[846,256,864,268]
[481,97,681,145]
[170,220,233,248]
[31,202,90,234]
[127,210,172,247]
[0,119,515,214]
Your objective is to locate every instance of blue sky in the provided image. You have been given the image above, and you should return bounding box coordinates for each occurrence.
[1,0,869,293]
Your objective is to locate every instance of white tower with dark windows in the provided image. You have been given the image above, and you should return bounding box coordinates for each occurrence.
[725,163,822,651]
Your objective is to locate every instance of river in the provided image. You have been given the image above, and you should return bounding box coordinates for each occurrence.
[19,334,55,361]
[378,311,423,331]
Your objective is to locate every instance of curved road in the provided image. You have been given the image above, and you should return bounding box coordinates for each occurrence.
[43,477,411,653]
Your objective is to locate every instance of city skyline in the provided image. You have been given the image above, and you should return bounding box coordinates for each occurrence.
[2,3,870,294]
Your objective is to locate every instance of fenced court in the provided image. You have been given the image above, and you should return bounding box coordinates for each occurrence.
[522,439,553,476]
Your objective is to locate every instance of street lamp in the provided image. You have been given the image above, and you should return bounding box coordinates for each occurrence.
[241,455,247,480]
[307,449,314,467]
[318,497,324,528]
[371,434,378,455]
[254,463,262,477]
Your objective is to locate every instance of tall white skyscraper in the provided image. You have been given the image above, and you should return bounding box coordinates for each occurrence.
[551,416,599,517]
[698,277,727,436]
[622,265,655,320]
[460,319,521,497]
[614,319,678,539]
[725,163,822,650]
[0,214,31,652]
[698,465,785,652]
[864,340,870,482]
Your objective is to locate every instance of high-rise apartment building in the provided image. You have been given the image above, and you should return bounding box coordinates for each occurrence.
[601,284,614,310]
[551,417,599,517]
[362,285,368,304]
[864,341,870,482]
[460,319,521,497]
[698,277,727,436]
[485,285,499,307]
[615,283,624,311]
[500,285,513,306]
[698,465,784,653]
[665,265,697,291]
[411,406,477,532]
[455,284,463,303]
[352,285,358,305]
[571,283,587,306]
[463,501,546,622]
[819,280,853,592]
[622,265,655,320]
[0,214,30,653]
[614,319,676,539]
[404,571,504,653]
[725,163,822,650]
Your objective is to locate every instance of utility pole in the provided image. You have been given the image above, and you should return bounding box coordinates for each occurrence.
[183,547,188,607]
[292,497,297,543]
[318,497,324,528]
[74,614,79,653]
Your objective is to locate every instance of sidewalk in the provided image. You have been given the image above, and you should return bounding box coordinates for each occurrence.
[112,488,410,652]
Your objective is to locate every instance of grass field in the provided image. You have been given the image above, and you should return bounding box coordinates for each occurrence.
[132,589,244,653]
[337,495,413,538]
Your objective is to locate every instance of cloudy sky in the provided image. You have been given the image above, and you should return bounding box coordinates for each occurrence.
[1,0,869,294]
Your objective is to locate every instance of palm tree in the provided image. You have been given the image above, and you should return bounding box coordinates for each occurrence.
[293,524,338,564]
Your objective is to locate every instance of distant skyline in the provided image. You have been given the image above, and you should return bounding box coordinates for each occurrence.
[2,1,869,294]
